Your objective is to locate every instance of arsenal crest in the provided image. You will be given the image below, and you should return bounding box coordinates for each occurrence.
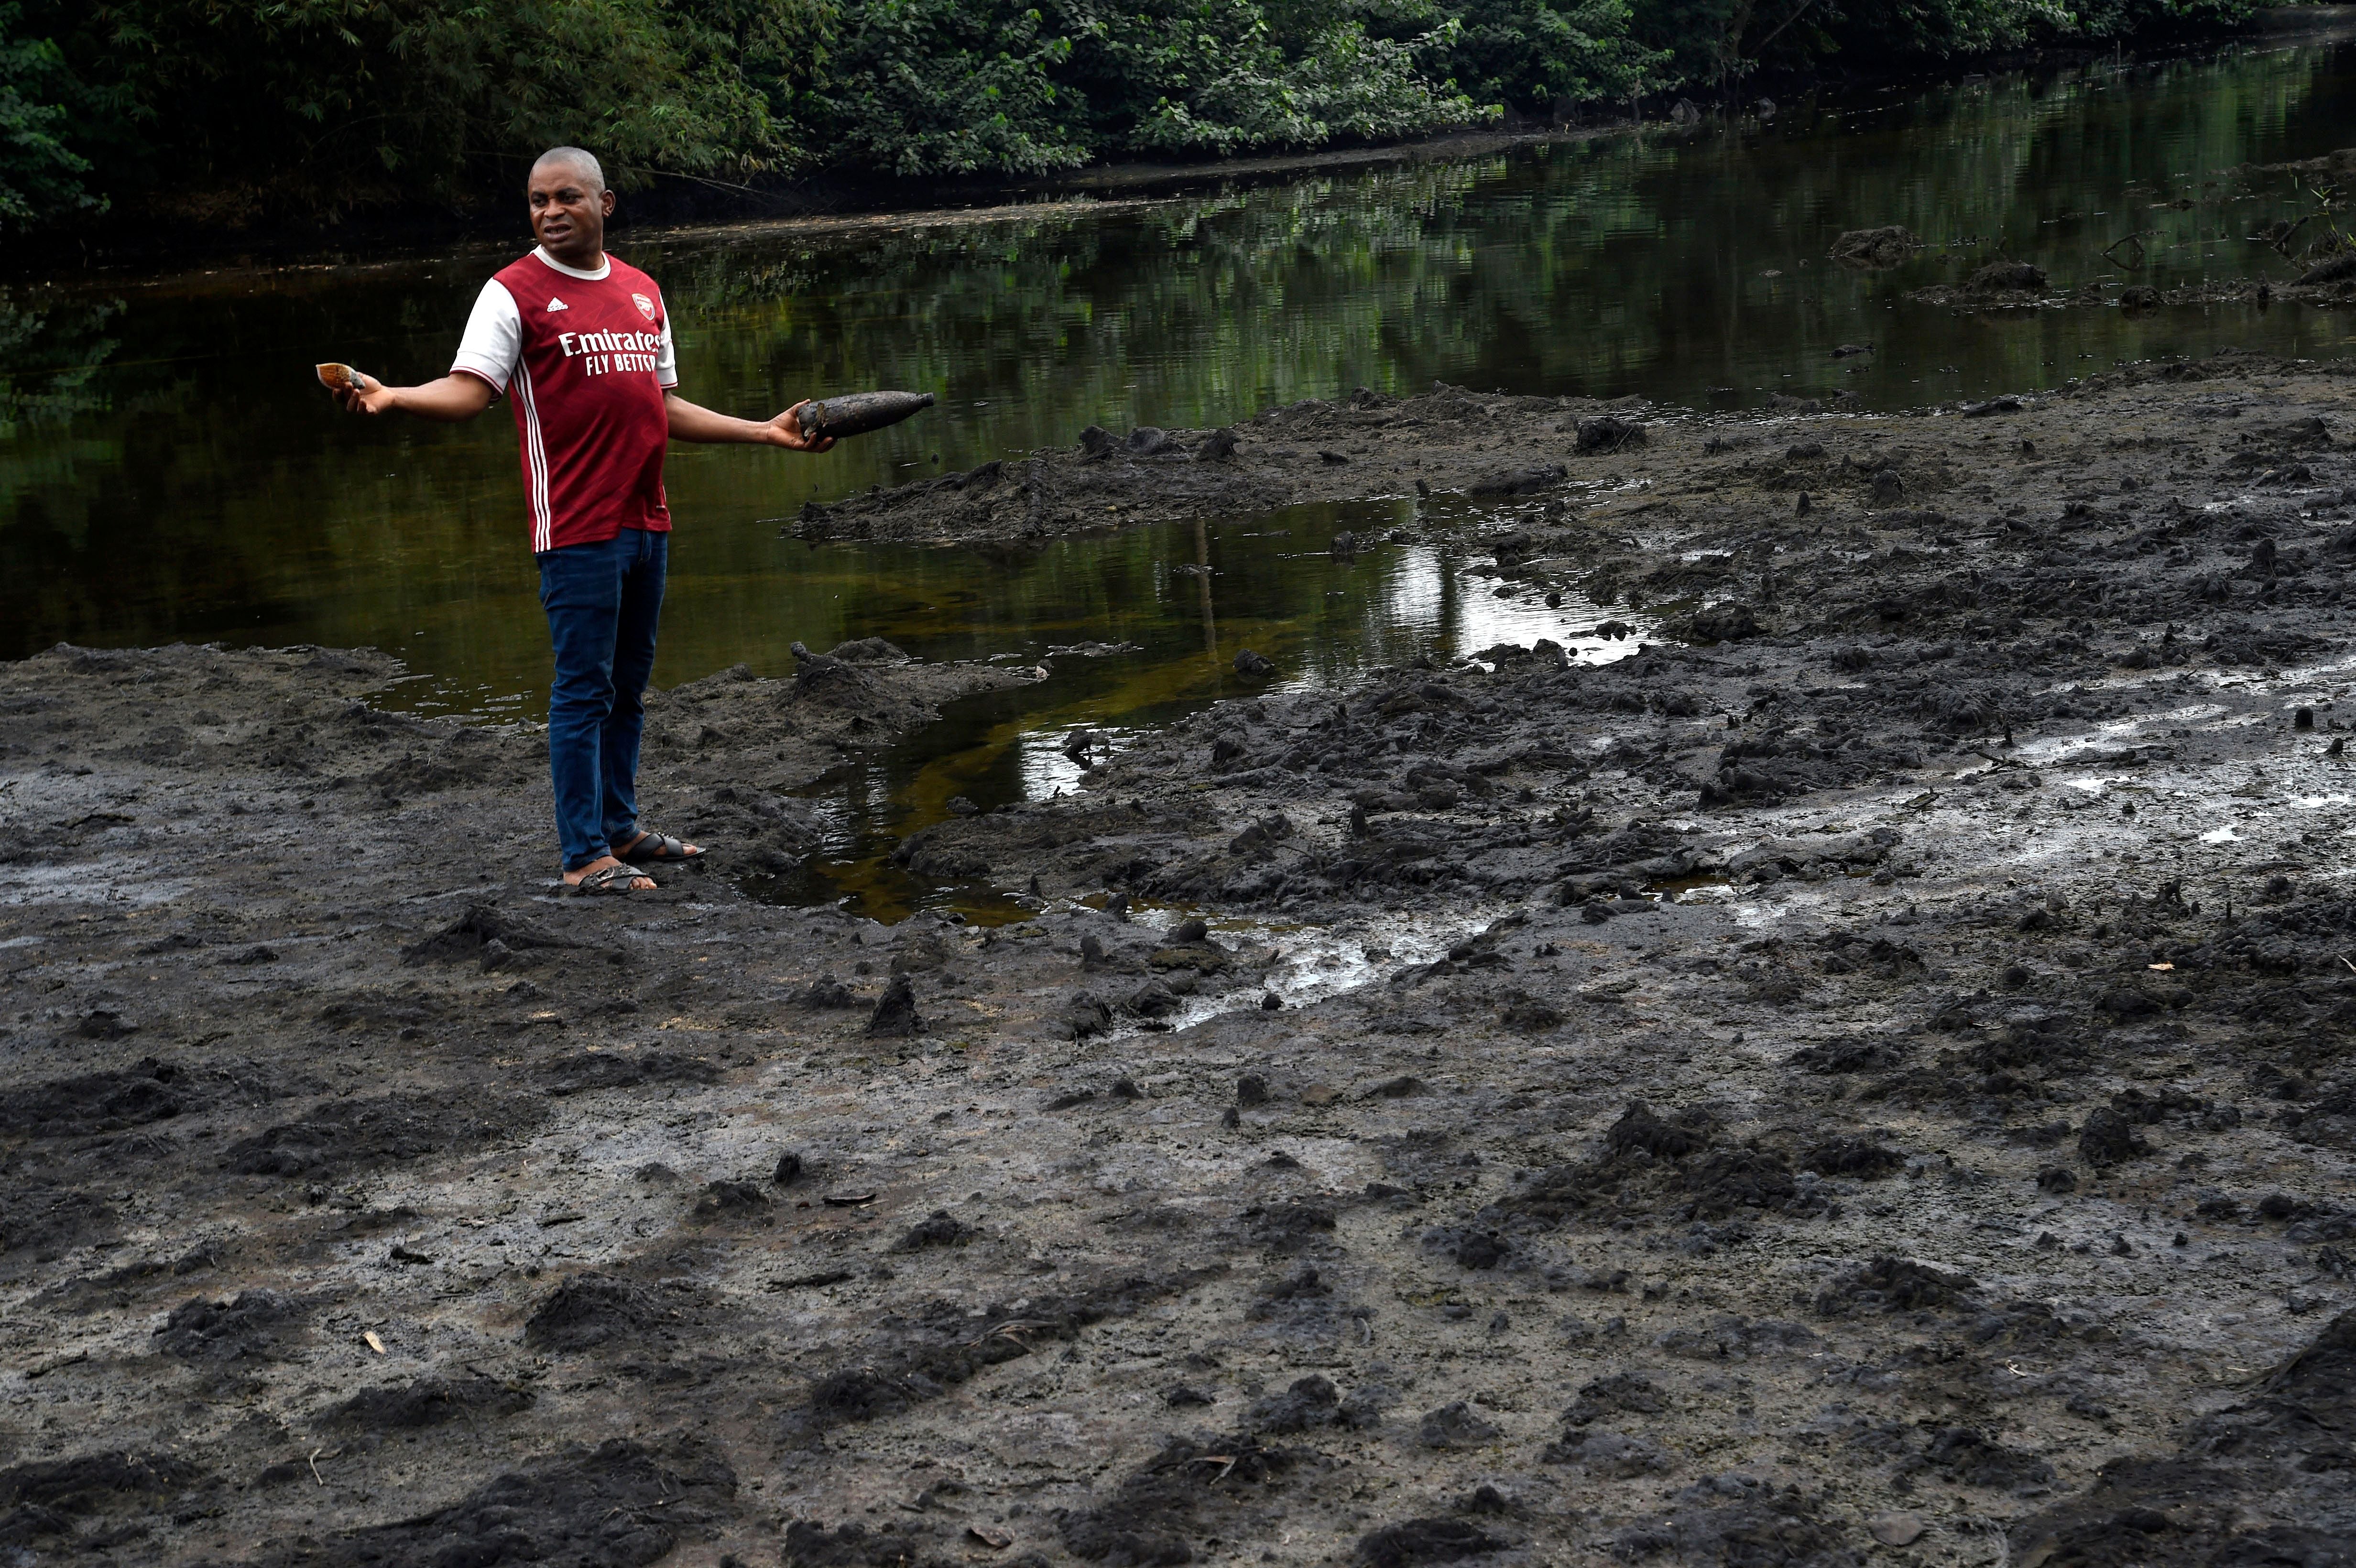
[632,292,657,322]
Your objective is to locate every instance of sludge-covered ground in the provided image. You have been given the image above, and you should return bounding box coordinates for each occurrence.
[4,352,2356,1567]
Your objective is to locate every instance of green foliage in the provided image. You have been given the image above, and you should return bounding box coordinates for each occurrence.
[0,3,95,223]
[1070,0,1489,157]
[1638,0,2253,89]
[807,0,1086,175]
[0,0,2270,228]
[1818,0,2255,64]
[1427,0,1666,113]
[9,0,819,219]
[0,287,119,439]
[801,0,1488,173]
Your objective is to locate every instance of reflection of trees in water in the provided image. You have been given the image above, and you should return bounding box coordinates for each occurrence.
[652,44,2337,438]
[0,289,122,439]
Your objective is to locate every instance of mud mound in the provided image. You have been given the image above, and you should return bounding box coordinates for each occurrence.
[0,1182,115,1260]
[1356,1517,1509,1567]
[1656,1315,1819,1361]
[2192,1305,2356,1462]
[1606,1101,1715,1160]
[1564,1371,1666,1425]
[401,905,582,967]
[788,1270,1218,1437]
[1814,1257,1975,1316]
[1803,1136,1903,1178]
[1700,725,1924,807]
[523,1273,670,1352]
[1912,1426,2055,1490]
[1058,1433,1309,1564]
[154,1288,307,1362]
[223,1092,541,1177]
[1969,260,2048,292]
[2008,1456,2276,1565]
[1485,1103,1822,1231]
[0,1451,205,1546]
[539,1050,719,1097]
[1828,227,1920,268]
[365,727,529,796]
[257,1436,734,1568]
[783,1518,956,1567]
[1547,1421,1676,1475]
[897,1210,977,1249]
[1609,1480,1852,1566]
[2011,1310,2356,1561]
[1789,1038,1908,1074]
[311,1375,535,1432]
[1678,1148,1807,1219]
[1253,1375,1346,1434]
[0,1057,192,1137]
[865,973,924,1036]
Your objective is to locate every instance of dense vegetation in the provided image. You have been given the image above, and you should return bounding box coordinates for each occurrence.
[0,0,2253,230]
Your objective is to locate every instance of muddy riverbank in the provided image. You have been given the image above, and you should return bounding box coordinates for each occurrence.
[6,352,2356,1566]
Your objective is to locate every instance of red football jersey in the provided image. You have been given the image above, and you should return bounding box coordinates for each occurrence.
[458,251,676,552]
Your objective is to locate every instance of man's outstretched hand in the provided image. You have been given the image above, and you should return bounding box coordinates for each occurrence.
[331,373,496,423]
[331,373,400,416]
[663,393,835,449]
[766,401,835,452]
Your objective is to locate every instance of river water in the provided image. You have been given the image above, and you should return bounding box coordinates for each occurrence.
[8,26,2356,910]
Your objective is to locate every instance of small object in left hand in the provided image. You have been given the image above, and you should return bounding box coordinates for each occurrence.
[316,362,373,394]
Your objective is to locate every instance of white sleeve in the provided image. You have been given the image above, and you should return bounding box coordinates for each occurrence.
[450,280,522,393]
[655,302,677,389]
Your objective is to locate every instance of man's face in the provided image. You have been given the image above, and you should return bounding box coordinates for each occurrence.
[528,163,613,257]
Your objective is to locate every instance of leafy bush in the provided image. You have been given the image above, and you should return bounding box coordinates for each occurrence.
[0,3,94,222]
[1103,12,1490,156]
[807,0,1088,174]
[12,0,816,216]
[1427,0,1665,115]
[803,0,1488,173]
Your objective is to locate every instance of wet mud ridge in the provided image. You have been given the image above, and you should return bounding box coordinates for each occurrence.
[793,383,1663,544]
[8,350,2356,1565]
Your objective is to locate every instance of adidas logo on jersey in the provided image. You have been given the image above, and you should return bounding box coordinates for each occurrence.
[545,298,568,312]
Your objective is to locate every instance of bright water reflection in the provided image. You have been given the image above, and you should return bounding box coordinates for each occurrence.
[750,498,1650,917]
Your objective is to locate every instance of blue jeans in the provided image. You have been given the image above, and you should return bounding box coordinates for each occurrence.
[537,527,666,872]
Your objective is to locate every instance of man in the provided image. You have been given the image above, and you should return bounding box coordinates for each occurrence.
[334,147,832,894]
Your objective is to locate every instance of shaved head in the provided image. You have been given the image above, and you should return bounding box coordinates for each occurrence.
[531,147,605,193]
[526,146,614,267]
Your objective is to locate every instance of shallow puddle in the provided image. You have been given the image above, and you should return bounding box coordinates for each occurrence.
[731,496,1647,919]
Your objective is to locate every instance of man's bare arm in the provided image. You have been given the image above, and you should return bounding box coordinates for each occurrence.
[336,374,498,421]
[665,393,834,452]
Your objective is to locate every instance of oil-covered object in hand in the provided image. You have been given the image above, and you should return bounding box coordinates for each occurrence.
[799,390,936,441]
